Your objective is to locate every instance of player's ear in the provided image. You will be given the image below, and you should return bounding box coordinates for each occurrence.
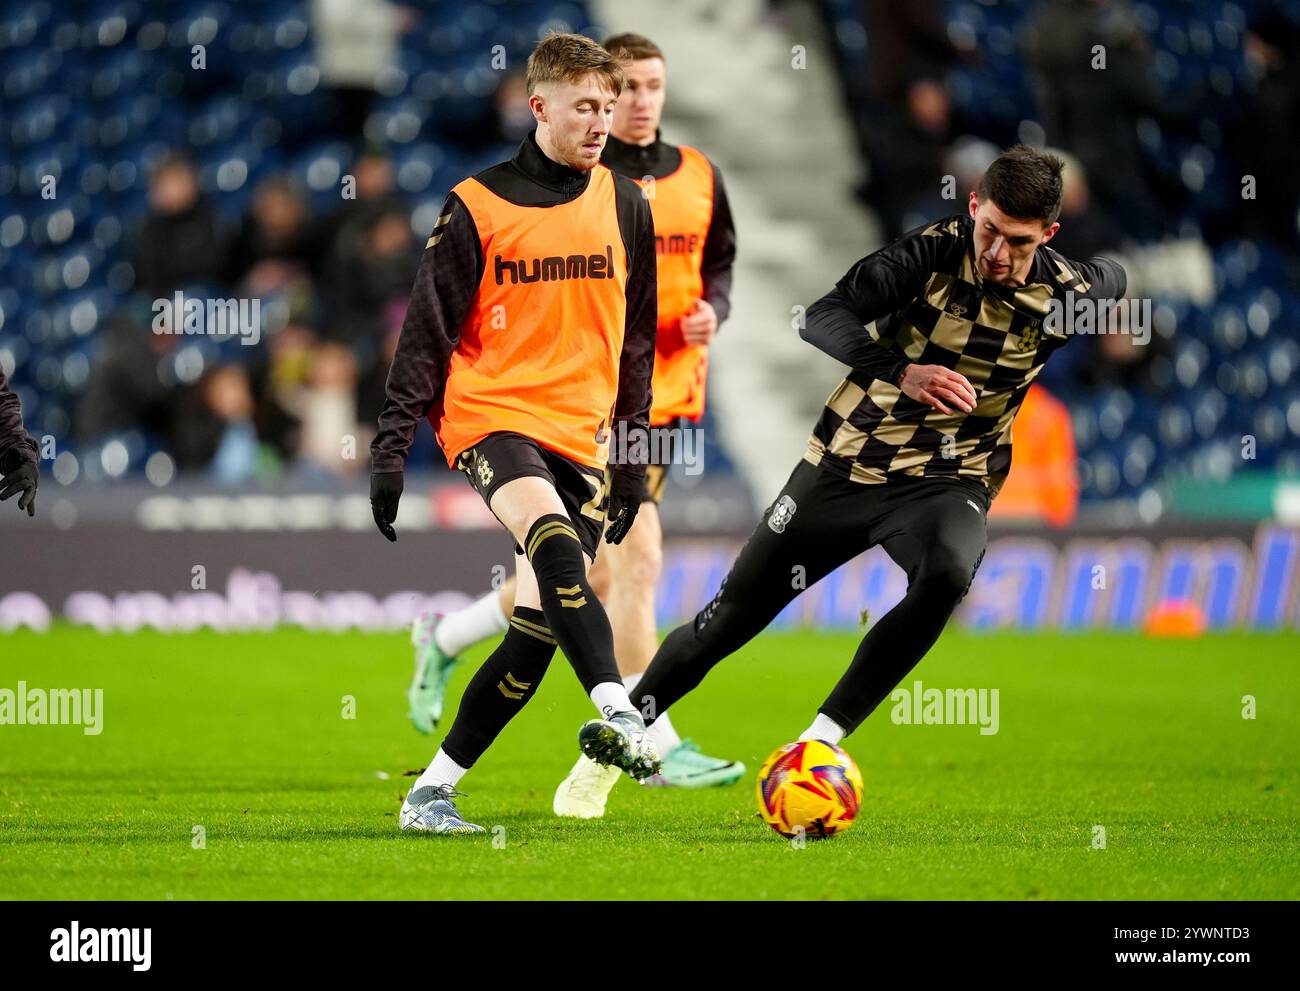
[967,191,980,219]
[1040,221,1060,245]
[529,92,547,124]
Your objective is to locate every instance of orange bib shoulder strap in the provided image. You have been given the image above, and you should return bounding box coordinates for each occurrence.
[450,177,496,256]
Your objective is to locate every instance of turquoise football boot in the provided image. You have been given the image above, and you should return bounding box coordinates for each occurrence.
[644,739,745,788]
[407,611,460,734]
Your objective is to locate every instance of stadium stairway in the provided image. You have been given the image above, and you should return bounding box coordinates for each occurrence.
[592,0,881,503]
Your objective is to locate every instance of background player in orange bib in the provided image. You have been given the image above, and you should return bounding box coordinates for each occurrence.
[370,33,661,835]
[406,33,741,817]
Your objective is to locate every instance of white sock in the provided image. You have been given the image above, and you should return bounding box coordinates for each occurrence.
[434,591,507,657]
[799,713,846,745]
[623,672,645,708]
[590,681,635,720]
[412,748,467,793]
[623,673,682,752]
[646,711,682,753]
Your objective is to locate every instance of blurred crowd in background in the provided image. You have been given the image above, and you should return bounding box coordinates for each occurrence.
[819,0,1300,503]
[1,0,579,486]
[836,0,1300,255]
[2,0,1298,500]
[833,2,1299,332]
[83,147,412,482]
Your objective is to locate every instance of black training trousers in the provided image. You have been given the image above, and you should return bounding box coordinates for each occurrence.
[635,459,990,735]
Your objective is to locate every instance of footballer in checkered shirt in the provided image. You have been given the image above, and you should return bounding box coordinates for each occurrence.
[631,145,1127,747]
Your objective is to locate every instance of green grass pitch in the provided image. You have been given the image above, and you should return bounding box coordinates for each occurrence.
[1,627,1296,900]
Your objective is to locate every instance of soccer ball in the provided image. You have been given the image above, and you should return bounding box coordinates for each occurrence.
[755,739,864,839]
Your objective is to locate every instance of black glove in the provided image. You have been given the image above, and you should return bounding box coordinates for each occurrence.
[604,466,644,545]
[0,447,37,517]
[370,470,404,542]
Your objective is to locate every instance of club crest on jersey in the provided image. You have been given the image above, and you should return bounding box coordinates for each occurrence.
[768,495,797,534]
[1017,318,1042,352]
[948,303,968,317]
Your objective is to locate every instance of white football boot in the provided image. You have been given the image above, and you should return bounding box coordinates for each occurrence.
[399,784,485,835]
[553,755,622,819]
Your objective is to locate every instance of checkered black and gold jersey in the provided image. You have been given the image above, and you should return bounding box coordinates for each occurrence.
[801,214,1126,498]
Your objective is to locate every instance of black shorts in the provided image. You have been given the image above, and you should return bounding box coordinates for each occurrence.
[456,432,607,559]
[692,459,991,650]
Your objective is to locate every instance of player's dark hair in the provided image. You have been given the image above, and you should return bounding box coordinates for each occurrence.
[978,145,1064,226]
[602,32,665,63]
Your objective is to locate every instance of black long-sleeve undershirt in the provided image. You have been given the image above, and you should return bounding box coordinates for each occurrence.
[700,164,736,326]
[370,192,479,474]
[800,225,940,384]
[0,368,37,467]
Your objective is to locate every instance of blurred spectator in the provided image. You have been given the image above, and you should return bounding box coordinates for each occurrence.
[355,299,403,430]
[286,342,362,478]
[1033,150,1133,393]
[860,0,963,103]
[312,148,408,256]
[245,351,302,469]
[76,303,179,447]
[1042,150,1124,263]
[861,75,978,239]
[130,154,226,298]
[348,148,401,206]
[173,364,261,483]
[1081,299,1160,391]
[1230,0,1300,256]
[460,71,535,151]
[225,177,319,286]
[321,202,417,364]
[1022,0,1167,238]
[850,0,985,232]
[310,0,413,141]
[493,72,536,145]
[943,137,999,201]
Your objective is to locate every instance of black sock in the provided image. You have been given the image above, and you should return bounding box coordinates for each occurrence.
[441,606,556,767]
[635,559,786,725]
[820,556,978,734]
[633,623,701,726]
[524,513,621,694]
